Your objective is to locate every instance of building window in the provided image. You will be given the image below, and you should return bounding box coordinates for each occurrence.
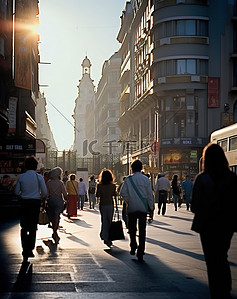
[157,19,208,39]
[173,96,186,109]
[174,114,186,137]
[177,59,196,75]
[177,20,196,36]
[157,59,207,77]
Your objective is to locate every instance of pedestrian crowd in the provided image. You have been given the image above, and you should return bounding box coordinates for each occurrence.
[14,142,237,299]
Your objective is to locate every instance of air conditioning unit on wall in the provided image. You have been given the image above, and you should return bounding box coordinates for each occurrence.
[158,77,166,84]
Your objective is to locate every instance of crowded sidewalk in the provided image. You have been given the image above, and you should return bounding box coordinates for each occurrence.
[1,202,237,298]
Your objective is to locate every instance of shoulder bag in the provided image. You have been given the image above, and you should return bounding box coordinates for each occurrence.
[128,176,149,211]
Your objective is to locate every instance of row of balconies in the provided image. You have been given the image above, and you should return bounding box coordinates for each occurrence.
[156,75,208,85]
[156,36,209,47]
[156,0,208,9]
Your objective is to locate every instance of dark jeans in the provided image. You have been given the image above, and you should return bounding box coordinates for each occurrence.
[128,211,147,257]
[78,195,85,209]
[200,230,233,299]
[20,198,41,256]
[158,190,168,215]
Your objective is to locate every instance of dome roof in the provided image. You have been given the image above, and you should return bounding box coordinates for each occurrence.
[81,56,91,68]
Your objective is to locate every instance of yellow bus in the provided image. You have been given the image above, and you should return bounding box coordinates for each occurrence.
[210,123,237,174]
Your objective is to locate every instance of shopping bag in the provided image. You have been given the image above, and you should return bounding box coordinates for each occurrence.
[109,211,125,241]
[38,209,50,225]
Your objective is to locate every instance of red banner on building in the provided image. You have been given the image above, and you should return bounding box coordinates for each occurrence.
[208,78,219,108]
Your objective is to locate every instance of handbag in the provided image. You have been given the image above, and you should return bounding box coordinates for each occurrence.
[38,208,50,225]
[109,210,125,241]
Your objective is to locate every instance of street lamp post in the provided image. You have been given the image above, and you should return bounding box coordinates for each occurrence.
[118,139,137,175]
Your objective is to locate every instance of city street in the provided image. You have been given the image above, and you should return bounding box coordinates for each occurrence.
[1,202,237,299]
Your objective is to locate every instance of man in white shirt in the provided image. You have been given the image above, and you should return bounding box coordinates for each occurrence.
[15,156,47,262]
[154,173,170,215]
[78,178,87,210]
[120,160,154,262]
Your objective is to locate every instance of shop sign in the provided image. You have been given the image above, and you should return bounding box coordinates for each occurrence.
[8,97,18,134]
[0,140,35,153]
[161,137,206,147]
[190,150,197,163]
[163,152,189,164]
[151,141,159,158]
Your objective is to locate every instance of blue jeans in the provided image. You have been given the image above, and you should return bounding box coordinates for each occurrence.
[89,193,96,209]
[184,193,192,210]
[173,193,179,210]
[78,195,85,210]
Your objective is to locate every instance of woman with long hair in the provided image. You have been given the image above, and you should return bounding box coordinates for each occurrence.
[96,169,117,247]
[66,174,78,218]
[191,143,237,299]
[46,167,67,244]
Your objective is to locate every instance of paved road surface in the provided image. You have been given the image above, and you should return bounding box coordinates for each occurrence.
[1,202,237,298]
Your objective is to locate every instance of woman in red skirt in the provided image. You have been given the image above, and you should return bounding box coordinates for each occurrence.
[66,174,78,218]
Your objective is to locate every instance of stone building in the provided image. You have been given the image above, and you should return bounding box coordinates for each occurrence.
[35,92,57,169]
[72,56,96,157]
[117,0,237,179]
[95,52,121,158]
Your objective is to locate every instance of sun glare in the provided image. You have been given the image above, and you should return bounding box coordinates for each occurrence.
[15,20,39,36]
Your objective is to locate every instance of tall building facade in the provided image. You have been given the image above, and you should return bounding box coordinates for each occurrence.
[117,0,237,179]
[95,52,121,158]
[0,0,39,183]
[35,92,57,169]
[73,56,95,157]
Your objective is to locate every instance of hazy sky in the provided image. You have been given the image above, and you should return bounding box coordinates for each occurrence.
[38,0,125,150]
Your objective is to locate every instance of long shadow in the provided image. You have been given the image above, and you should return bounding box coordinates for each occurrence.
[146,237,204,261]
[165,215,193,222]
[12,261,33,292]
[64,218,93,229]
[149,223,194,236]
[42,239,58,256]
[149,219,170,226]
[67,235,89,246]
[104,246,210,298]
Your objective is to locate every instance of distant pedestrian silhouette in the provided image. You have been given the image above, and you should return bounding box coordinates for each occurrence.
[171,174,181,211]
[154,173,170,215]
[181,175,193,210]
[66,174,78,218]
[88,175,97,209]
[191,143,237,299]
